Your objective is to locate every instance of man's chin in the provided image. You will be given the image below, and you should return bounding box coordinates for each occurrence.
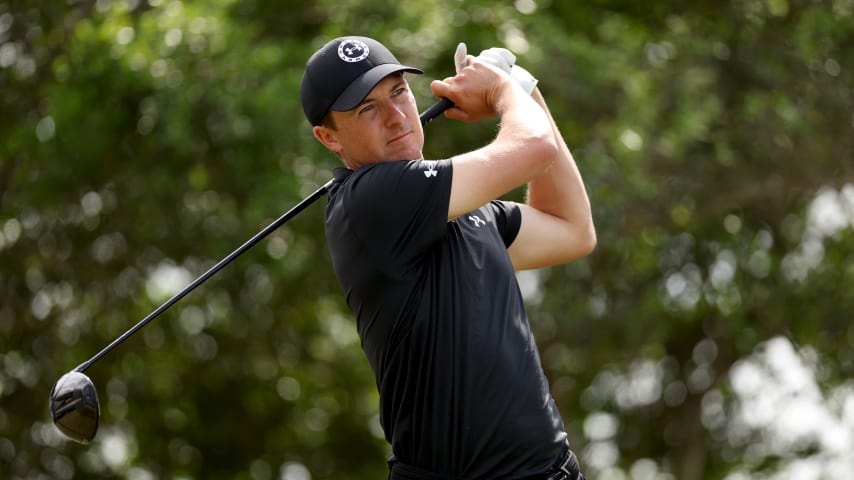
[388,145,423,161]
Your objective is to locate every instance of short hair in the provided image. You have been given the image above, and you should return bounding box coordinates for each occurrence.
[320,112,337,130]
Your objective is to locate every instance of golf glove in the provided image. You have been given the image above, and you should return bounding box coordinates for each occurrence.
[454,42,468,73]
[453,43,538,95]
[509,64,538,95]
[477,47,516,74]
[480,48,538,95]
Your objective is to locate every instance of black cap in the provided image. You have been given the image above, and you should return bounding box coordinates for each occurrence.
[300,36,423,126]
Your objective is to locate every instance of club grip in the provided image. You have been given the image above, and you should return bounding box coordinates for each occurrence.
[419,98,454,126]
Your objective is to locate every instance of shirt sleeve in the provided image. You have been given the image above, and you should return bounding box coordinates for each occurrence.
[485,200,522,248]
[339,159,453,272]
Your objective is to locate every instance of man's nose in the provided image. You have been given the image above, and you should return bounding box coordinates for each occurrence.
[383,102,406,126]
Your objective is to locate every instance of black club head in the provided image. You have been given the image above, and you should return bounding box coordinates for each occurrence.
[49,371,100,444]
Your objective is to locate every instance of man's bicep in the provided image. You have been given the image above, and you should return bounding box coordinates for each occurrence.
[448,149,516,221]
[507,204,594,270]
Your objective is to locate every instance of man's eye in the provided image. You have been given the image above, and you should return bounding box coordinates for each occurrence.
[393,88,406,96]
[359,104,374,114]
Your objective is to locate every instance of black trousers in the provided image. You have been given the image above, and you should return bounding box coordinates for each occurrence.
[388,447,586,480]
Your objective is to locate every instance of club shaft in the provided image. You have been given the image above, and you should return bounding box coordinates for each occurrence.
[75,179,333,372]
[74,97,453,373]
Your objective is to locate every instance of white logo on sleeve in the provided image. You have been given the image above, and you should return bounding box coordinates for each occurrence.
[422,161,438,178]
[468,215,486,227]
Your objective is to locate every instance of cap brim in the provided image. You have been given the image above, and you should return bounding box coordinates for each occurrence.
[330,64,423,112]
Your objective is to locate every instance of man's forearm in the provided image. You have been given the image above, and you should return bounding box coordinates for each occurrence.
[526,89,595,239]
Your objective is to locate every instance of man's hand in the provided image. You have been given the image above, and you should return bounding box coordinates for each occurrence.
[431,43,539,122]
[431,55,514,122]
[454,43,515,74]
[452,43,538,95]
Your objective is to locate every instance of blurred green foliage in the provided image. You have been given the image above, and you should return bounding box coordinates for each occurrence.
[1,0,852,479]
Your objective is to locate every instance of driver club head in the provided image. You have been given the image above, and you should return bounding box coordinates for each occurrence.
[49,371,100,444]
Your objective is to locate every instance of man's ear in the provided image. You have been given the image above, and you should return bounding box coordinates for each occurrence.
[312,125,342,155]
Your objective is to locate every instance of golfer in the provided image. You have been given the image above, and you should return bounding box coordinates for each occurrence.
[301,36,594,480]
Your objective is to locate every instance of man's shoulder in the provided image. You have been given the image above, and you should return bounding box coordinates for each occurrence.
[340,159,450,191]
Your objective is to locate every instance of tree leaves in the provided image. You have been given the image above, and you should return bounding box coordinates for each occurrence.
[1,0,852,479]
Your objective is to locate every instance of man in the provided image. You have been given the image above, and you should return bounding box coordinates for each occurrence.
[300,36,595,479]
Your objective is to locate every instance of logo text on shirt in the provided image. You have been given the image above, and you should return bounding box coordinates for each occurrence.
[468,215,486,227]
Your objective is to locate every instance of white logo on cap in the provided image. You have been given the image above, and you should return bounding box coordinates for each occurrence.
[338,39,370,63]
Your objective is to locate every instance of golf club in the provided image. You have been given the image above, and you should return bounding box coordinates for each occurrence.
[49,97,454,444]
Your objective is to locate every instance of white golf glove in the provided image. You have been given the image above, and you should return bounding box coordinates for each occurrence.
[509,64,538,95]
[453,42,538,95]
[478,47,516,74]
[454,42,468,73]
[480,48,538,95]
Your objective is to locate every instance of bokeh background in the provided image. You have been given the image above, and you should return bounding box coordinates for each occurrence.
[1,0,852,478]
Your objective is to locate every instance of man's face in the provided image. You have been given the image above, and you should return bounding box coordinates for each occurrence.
[313,74,424,169]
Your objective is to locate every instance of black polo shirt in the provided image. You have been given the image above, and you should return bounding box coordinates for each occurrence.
[325,159,566,478]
